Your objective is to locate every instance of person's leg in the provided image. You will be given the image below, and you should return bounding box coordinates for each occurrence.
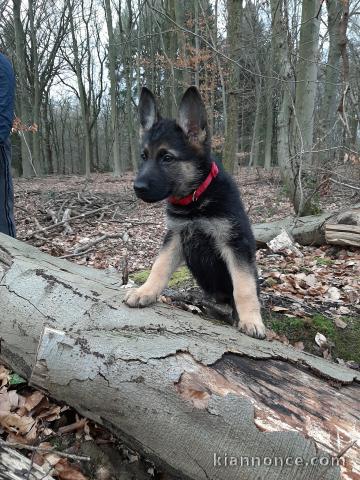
[0,138,16,237]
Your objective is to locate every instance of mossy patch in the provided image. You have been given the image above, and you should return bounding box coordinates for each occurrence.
[130,269,151,285]
[265,312,360,362]
[315,257,334,266]
[130,266,193,288]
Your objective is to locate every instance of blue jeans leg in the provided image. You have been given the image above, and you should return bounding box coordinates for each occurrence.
[0,138,16,237]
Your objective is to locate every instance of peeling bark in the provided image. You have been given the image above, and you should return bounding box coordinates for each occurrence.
[0,233,359,480]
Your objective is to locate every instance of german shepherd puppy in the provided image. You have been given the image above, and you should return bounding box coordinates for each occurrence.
[124,86,266,339]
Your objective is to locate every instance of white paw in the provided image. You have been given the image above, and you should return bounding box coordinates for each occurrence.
[238,312,266,339]
[123,287,158,307]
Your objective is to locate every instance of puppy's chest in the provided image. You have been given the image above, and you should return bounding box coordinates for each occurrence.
[167,216,231,248]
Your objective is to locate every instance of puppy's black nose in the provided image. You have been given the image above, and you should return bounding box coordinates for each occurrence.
[134,179,149,196]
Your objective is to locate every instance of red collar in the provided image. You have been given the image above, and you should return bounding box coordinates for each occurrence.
[168,162,219,206]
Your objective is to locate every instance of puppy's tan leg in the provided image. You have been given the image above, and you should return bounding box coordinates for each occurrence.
[124,232,183,307]
[221,247,265,339]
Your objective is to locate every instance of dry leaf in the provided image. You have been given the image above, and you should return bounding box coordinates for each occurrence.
[271,306,288,312]
[186,304,202,314]
[322,349,332,360]
[24,391,44,412]
[44,451,62,467]
[55,458,89,480]
[0,391,11,415]
[293,341,305,351]
[37,405,61,421]
[337,306,350,315]
[326,286,341,301]
[0,366,10,387]
[6,432,34,445]
[334,318,347,329]
[0,413,36,434]
[315,332,327,348]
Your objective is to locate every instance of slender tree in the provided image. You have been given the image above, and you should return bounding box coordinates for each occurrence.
[223,0,242,172]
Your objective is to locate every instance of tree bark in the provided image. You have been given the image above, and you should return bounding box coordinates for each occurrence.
[28,0,42,175]
[13,0,34,177]
[290,0,321,215]
[252,204,360,247]
[249,78,263,167]
[319,0,342,166]
[223,0,242,172]
[67,0,92,178]
[264,0,280,170]
[0,234,359,480]
[273,0,299,207]
[104,0,122,176]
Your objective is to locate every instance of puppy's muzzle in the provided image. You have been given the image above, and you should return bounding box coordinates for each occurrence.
[134,179,150,198]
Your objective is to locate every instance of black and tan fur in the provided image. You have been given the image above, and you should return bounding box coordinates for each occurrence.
[124,87,266,339]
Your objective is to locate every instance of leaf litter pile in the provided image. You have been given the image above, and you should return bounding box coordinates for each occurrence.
[0,168,358,479]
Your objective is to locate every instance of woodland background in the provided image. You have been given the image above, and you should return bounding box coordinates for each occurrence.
[0,0,359,215]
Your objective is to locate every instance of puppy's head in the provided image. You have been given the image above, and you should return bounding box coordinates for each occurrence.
[134,87,211,203]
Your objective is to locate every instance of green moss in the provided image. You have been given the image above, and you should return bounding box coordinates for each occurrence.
[308,204,323,215]
[265,312,360,362]
[271,317,305,334]
[312,314,335,336]
[315,257,334,266]
[49,437,63,449]
[333,317,360,363]
[168,266,193,287]
[130,266,193,288]
[130,269,151,285]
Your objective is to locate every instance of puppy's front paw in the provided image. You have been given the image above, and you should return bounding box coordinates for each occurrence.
[123,287,158,308]
[238,312,266,340]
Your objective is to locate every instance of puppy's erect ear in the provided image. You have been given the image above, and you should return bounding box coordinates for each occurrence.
[138,87,160,131]
[178,86,208,144]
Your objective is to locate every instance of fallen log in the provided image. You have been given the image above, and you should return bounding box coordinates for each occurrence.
[0,233,359,480]
[253,203,360,246]
[325,223,360,247]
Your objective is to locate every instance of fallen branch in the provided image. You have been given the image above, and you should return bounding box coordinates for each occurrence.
[3,442,91,462]
[22,203,118,239]
[329,177,360,192]
[0,440,55,479]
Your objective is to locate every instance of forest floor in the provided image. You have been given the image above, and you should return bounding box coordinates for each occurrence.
[1,168,359,480]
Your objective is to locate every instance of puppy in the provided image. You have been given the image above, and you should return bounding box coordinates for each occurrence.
[124,86,265,339]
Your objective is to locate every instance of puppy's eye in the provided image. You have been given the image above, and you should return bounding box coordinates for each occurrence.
[162,153,174,163]
[140,152,147,161]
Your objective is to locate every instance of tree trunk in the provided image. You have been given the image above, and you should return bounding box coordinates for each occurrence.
[290,0,321,215]
[42,90,53,174]
[104,0,122,176]
[264,0,280,170]
[223,0,242,172]
[28,0,42,175]
[13,0,34,177]
[0,234,359,480]
[274,0,300,209]
[67,0,92,178]
[319,0,342,166]
[249,79,263,167]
